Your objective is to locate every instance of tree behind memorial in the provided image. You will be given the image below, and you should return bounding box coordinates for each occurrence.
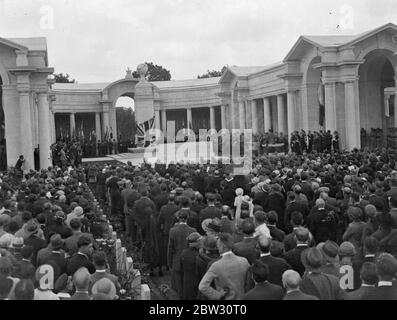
[54,73,76,83]
[116,107,136,141]
[132,62,171,81]
[197,66,226,79]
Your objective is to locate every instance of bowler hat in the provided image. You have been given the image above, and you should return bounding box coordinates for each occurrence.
[203,235,218,252]
[321,240,339,263]
[301,247,325,270]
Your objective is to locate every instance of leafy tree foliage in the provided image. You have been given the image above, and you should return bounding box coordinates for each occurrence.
[133,62,171,81]
[116,107,136,141]
[197,66,227,79]
[54,73,76,83]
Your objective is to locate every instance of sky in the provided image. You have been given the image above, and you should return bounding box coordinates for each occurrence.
[1,0,397,85]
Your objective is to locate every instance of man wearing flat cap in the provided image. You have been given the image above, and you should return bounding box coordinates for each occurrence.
[180,232,202,299]
[168,211,196,299]
[300,247,345,300]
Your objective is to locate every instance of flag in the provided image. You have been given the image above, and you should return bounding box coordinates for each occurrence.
[135,116,155,138]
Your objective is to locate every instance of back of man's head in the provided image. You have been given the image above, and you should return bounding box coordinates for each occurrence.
[180,197,190,208]
[21,245,34,260]
[360,262,378,286]
[217,233,234,253]
[282,269,301,290]
[376,253,397,281]
[364,236,379,255]
[316,198,325,209]
[295,227,310,243]
[73,267,90,291]
[241,220,255,236]
[77,234,92,249]
[254,211,266,224]
[14,279,34,300]
[266,211,278,225]
[258,235,271,253]
[93,251,107,269]
[70,218,82,231]
[291,211,303,227]
[251,260,269,283]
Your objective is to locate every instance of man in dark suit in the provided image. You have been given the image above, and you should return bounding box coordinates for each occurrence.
[158,194,179,274]
[284,212,315,252]
[233,220,260,264]
[362,253,397,300]
[242,260,284,300]
[282,269,319,300]
[175,197,200,231]
[15,245,35,279]
[24,221,47,267]
[300,247,345,300]
[66,235,95,276]
[168,211,196,299]
[131,187,157,245]
[199,194,222,223]
[89,251,120,293]
[70,267,91,300]
[284,193,309,231]
[266,211,285,242]
[219,206,235,235]
[345,262,378,300]
[121,180,141,241]
[284,227,310,276]
[39,234,67,275]
[258,235,291,287]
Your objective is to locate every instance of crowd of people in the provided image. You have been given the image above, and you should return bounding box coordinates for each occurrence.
[51,138,136,166]
[81,146,397,300]
[2,135,397,300]
[0,162,124,300]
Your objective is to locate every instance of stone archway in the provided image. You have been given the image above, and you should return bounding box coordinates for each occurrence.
[359,49,396,148]
[115,92,135,148]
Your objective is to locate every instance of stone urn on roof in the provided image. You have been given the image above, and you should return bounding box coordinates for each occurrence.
[137,63,148,82]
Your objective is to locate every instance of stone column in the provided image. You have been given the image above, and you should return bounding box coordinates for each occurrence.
[287,91,296,137]
[70,112,76,138]
[392,78,397,127]
[324,82,337,133]
[277,94,287,134]
[38,93,52,169]
[154,110,161,130]
[245,100,252,129]
[19,90,34,170]
[50,111,55,144]
[251,100,258,134]
[161,110,167,135]
[186,108,192,129]
[102,111,110,138]
[344,80,360,150]
[210,106,216,129]
[263,97,271,133]
[230,98,236,129]
[95,112,102,141]
[220,105,226,130]
[239,101,245,130]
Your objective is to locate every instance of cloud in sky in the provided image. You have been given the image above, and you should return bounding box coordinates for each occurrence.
[0,0,396,82]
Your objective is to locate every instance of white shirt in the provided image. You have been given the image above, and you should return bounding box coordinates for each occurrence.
[34,289,60,300]
[221,251,233,257]
[254,223,271,239]
[378,281,393,287]
[260,253,271,257]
